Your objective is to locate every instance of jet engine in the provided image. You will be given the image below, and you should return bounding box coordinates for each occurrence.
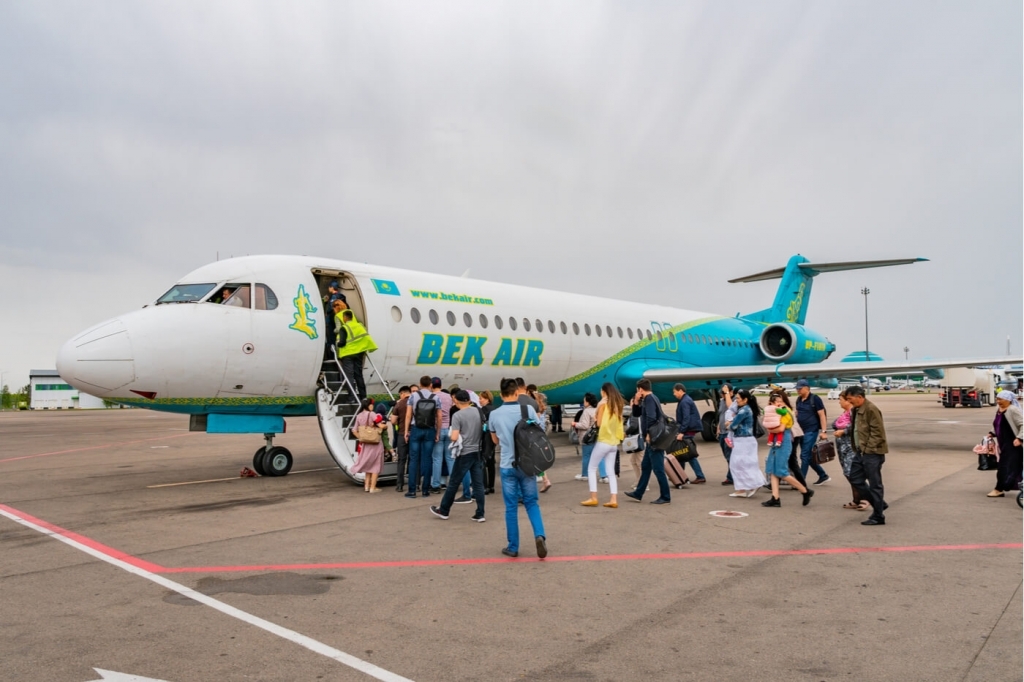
[759,323,835,364]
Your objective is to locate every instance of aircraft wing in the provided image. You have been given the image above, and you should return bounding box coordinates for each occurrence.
[643,356,1024,385]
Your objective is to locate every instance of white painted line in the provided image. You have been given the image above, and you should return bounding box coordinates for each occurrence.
[89,668,170,681]
[146,468,334,488]
[0,507,414,682]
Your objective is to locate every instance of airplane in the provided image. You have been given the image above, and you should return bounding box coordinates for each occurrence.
[55,253,1022,484]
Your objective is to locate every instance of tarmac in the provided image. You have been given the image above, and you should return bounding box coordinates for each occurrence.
[0,393,1020,682]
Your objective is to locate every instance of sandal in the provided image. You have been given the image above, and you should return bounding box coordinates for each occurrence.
[856,502,871,511]
[843,502,860,509]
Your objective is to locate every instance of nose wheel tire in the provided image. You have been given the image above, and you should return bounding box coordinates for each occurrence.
[252,447,267,476]
[262,446,294,477]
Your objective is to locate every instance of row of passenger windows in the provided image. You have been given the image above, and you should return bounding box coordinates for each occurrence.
[389,306,757,347]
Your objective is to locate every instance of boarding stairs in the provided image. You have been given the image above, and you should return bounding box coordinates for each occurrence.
[315,347,399,484]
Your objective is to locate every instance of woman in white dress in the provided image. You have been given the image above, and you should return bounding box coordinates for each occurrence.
[726,389,767,497]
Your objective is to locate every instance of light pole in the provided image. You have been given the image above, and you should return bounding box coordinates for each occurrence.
[861,287,871,361]
[903,346,909,361]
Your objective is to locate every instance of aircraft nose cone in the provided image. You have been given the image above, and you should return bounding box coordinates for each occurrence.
[56,318,136,394]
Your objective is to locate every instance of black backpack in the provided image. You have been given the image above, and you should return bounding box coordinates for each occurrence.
[513,402,556,475]
[412,390,438,429]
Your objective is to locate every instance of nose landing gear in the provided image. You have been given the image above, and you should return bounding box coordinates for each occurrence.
[252,433,293,477]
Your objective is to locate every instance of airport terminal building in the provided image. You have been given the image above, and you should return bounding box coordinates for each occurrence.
[29,369,105,410]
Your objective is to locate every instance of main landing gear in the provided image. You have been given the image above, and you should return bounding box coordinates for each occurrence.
[252,433,293,477]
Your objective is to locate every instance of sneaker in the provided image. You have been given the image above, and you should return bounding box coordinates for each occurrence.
[814,475,831,485]
[692,477,707,484]
[421,491,430,497]
[574,474,587,481]
[624,491,641,502]
[429,506,449,520]
[802,489,815,506]
[535,535,548,559]
[404,493,417,499]
[430,487,442,494]
[761,497,781,507]
[454,497,474,504]
[471,513,486,523]
[599,477,609,484]
[501,548,518,557]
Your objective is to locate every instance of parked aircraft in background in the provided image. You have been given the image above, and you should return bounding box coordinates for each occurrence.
[56,254,1020,484]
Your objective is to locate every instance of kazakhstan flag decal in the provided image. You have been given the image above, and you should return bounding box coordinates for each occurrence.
[371,279,400,296]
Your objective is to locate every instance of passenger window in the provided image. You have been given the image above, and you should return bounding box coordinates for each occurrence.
[595,325,602,337]
[548,320,555,334]
[495,316,503,330]
[572,322,580,335]
[606,326,613,338]
[223,284,251,308]
[509,317,518,331]
[617,327,623,338]
[585,324,592,336]
[523,318,531,332]
[429,309,439,325]
[627,328,634,339]
[391,306,403,322]
[447,311,456,326]
[637,328,644,340]
[645,330,652,340]
[463,312,473,328]
[411,308,421,324]
[560,321,567,334]
[536,319,544,333]
[254,284,278,310]
[479,314,489,329]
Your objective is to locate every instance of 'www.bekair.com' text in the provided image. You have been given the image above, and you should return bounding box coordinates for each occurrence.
[410,290,494,306]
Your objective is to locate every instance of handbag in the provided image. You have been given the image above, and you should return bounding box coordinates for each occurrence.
[354,424,381,445]
[812,440,836,465]
[977,454,998,471]
[582,425,598,445]
[569,429,580,445]
[623,434,642,453]
[668,436,697,461]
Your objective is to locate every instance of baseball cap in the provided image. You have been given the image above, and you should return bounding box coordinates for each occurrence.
[795,379,810,388]
[431,377,442,388]
[454,389,471,403]
[330,280,340,289]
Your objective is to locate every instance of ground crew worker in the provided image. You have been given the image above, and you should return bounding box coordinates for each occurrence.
[337,309,377,400]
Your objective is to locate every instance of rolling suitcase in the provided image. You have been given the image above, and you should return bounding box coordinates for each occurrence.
[663,452,689,489]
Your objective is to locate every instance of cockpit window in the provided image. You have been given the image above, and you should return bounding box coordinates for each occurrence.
[156,283,216,304]
[223,284,251,308]
[254,284,278,310]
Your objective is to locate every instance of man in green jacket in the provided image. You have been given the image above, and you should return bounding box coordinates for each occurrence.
[337,310,377,400]
[847,385,889,526]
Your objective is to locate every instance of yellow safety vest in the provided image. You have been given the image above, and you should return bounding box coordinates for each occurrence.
[337,317,378,358]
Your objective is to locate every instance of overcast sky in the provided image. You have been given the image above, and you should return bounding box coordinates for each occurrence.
[1,1,1021,389]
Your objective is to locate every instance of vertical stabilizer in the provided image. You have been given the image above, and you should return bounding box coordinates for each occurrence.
[739,255,814,325]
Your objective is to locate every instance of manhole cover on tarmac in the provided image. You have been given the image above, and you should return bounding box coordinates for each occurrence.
[709,510,749,518]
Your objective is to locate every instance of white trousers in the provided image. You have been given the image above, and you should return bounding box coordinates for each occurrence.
[588,442,619,494]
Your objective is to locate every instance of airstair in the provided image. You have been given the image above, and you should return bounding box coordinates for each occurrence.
[315,348,399,484]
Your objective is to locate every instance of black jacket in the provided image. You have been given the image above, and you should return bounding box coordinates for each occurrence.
[676,394,702,433]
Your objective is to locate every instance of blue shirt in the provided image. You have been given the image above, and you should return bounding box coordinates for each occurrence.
[796,393,826,432]
[489,401,540,469]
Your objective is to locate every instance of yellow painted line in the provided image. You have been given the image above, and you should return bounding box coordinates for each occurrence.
[146,468,335,488]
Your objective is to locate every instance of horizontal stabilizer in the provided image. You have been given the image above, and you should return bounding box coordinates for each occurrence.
[643,356,1022,386]
[729,258,928,284]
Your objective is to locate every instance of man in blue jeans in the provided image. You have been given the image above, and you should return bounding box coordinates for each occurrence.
[403,375,441,498]
[673,383,706,483]
[487,378,548,559]
[794,379,831,485]
[625,379,671,504]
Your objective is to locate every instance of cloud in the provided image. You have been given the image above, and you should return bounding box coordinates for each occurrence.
[0,1,1020,387]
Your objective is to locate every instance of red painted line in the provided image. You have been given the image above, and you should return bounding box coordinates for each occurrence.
[160,542,1023,574]
[0,432,194,464]
[0,503,168,573]
[2,501,1018,576]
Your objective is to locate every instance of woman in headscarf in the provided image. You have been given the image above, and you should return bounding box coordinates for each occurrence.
[988,390,1023,498]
